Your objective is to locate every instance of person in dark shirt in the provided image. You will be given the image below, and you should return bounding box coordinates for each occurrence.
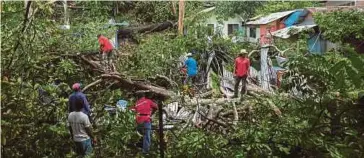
[68,83,91,116]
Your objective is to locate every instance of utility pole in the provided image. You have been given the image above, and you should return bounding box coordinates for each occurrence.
[158,101,165,158]
[178,0,185,35]
[260,45,271,91]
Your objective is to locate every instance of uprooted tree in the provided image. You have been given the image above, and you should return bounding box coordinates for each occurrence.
[2,1,364,158]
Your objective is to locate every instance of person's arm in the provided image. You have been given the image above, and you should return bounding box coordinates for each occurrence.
[84,116,96,144]
[233,59,237,76]
[68,99,72,113]
[98,39,104,53]
[68,126,73,139]
[67,116,73,139]
[247,59,251,77]
[82,94,91,115]
[85,127,94,140]
[182,59,188,68]
[151,100,158,115]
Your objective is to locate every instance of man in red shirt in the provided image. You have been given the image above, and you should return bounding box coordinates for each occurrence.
[130,91,158,155]
[97,34,114,71]
[233,49,250,99]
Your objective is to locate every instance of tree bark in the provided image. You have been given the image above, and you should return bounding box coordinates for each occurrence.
[178,0,185,35]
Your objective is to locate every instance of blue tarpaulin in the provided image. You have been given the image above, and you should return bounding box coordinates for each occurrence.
[284,9,309,27]
[284,11,302,27]
[308,33,326,55]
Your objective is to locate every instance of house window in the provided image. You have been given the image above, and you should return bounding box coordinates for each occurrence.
[228,24,239,35]
[207,24,214,36]
[249,27,256,38]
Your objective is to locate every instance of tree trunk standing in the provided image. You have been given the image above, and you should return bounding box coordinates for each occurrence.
[24,0,32,19]
[178,0,185,35]
[63,0,69,26]
[171,1,177,16]
[115,1,119,17]
[260,46,271,91]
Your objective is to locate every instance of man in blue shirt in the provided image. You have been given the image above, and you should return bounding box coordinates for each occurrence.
[183,53,198,85]
[69,83,91,116]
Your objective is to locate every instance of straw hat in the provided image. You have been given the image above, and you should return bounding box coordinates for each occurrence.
[240,49,248,54]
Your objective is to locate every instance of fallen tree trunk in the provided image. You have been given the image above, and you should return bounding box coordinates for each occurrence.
[118,21,175,39]
[101,74,176,98]
[184,97,241,106]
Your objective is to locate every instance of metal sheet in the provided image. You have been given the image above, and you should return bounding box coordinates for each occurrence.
[246,10,296,25]
[271,24,316,39]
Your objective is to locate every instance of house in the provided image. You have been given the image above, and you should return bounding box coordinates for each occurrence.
[204,14,244,39]
[271,7,364,54]
[245,10,296,45]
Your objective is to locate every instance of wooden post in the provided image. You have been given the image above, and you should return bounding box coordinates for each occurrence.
[158,101,165,158]
[178,0,185,35]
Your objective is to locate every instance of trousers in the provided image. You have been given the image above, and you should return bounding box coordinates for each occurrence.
[137,122,152,154]
[234,75,248,97]
[74,138,92,157]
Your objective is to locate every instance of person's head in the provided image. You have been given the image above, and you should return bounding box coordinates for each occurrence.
[97,34,102,38]
[74,96,84,112]
[238,49,248,58]
[135,90,149,99]
[186,53,193,58]
[72,83,81,92]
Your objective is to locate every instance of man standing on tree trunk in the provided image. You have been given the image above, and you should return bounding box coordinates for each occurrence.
[130,91,158,155]
[183,52,198,85]
[233,49,250,100]
[97,34,114,71]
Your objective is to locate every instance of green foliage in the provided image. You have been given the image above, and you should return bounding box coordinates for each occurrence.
[2,1,364,158]
[255,1,320,16]
[314,10,364,44]
[284,48,364,94]
[214,1,264,19]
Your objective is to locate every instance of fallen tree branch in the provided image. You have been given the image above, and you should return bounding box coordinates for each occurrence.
[82,79,103,92]
[184,97,240,106]
[199,90,213,98]
[198,111,229,128]
[101,74,176,98]
[156,74,178,88]
[232,102,238,125]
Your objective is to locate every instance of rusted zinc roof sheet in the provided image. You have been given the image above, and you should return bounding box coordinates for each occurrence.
[271,25,316,39]
[246,10,296,25]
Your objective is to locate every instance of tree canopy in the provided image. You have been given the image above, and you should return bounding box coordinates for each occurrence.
[1,1,364,158]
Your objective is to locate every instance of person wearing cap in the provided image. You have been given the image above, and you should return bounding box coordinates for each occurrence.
[130,91,158,155]
[68,83,91,116]
[233,49,250,99]
[183,52,198,85]
[97,34,114,71]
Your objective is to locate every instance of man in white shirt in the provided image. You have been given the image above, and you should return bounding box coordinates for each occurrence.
[68,96,96,157]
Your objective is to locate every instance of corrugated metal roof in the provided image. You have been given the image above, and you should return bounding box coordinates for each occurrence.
[271,24,316,39]
[246,10,296,25]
